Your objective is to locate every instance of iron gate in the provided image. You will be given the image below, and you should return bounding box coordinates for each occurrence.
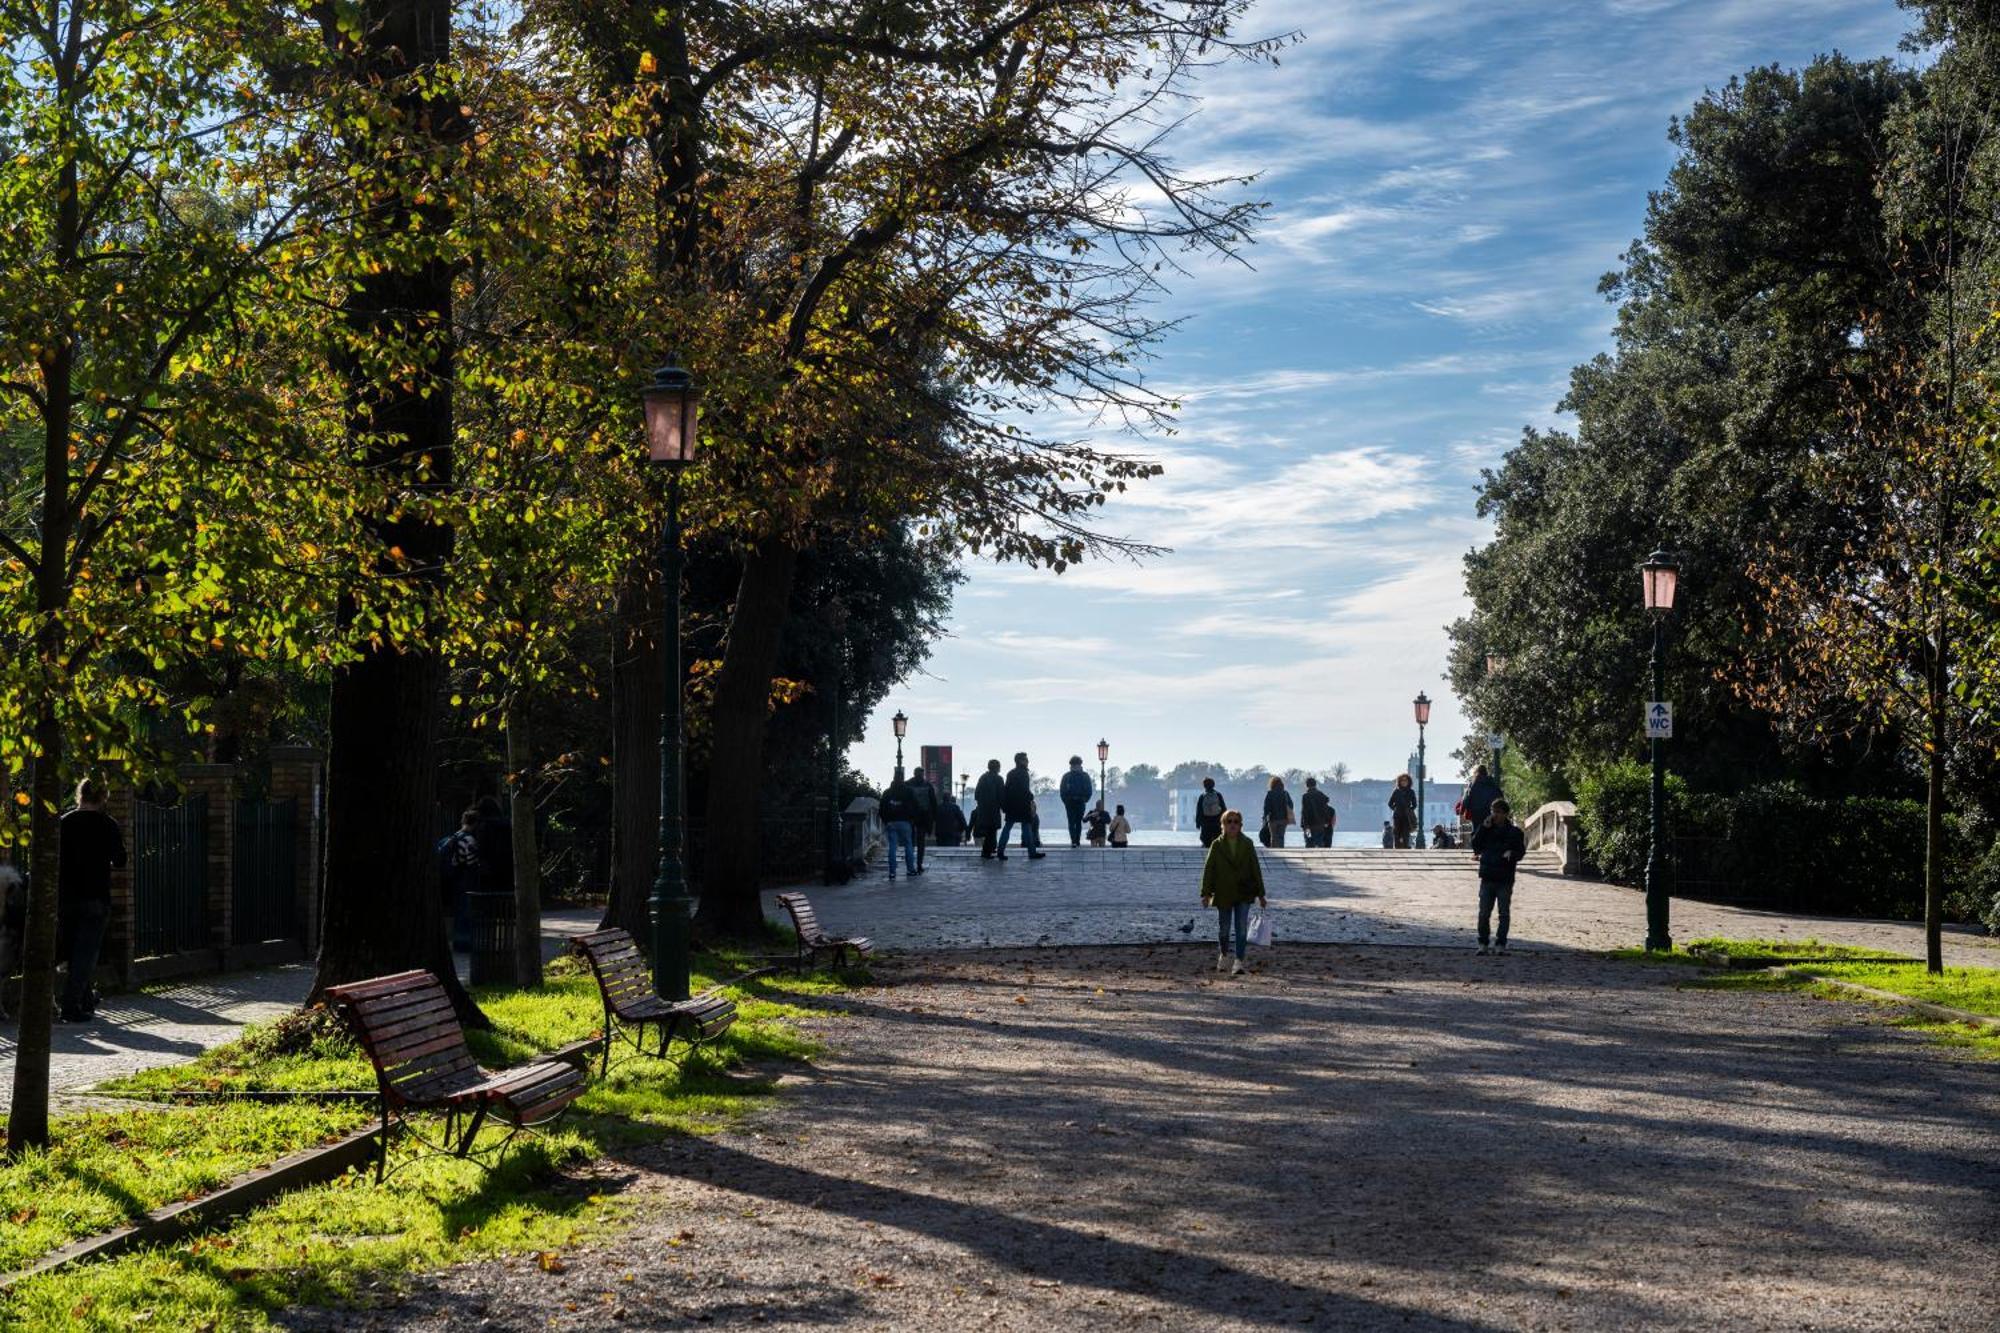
[133,794,209,958]
[233,797,297,946]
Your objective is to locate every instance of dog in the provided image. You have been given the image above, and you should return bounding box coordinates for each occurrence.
[0,864,23,1022]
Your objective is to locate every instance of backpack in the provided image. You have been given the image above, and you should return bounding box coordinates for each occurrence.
[1197,790,1225,818]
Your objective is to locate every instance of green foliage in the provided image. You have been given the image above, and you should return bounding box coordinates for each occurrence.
[1573,761,1688,886]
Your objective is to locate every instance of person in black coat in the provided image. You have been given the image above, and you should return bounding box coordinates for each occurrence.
[1388,774,1417,849]
[1462,765,1503,831]
[972,760,1005,858]
[58,779,126,1022]
[1470,800,1528,955]
[998,752,1045,860]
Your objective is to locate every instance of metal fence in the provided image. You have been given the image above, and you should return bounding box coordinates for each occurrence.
[133,794,209,958]
[232,797,297,946]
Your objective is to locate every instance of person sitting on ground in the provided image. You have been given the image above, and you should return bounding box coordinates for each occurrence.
[1430,823,1456,849]
[1380,819,1395,849]
[1085,801,1111,847]
[1109,804,1132,849]
[1200,810,1265,977]
[1470,799,1526,955]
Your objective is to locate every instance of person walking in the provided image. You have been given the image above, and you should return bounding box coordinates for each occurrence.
[1194,777,1227,847]
[879,775,920,879]
[1261,776,1294,848]
[998,753,1045,860]
[57,778,126,1023]
[1200,809,1265,977]
[1058,756,1094,848]
[906,766,941,872]
[1299,776,1335,848]
[1470,799,1527,954]
[436,807,481,950]
[1388,774,1417,849]
[1462,764,1502,843]
[1109,804,1132,848]
[973,759,1005,859]
[935,792,968,846]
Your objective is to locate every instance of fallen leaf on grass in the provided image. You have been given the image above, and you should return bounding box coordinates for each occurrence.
[10,1208,35,1224]
[538,1251,567,1274]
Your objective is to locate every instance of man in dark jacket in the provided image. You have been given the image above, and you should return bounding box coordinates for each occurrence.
[998,753,1045,860]
[58,779,126,1022]
[1299,777,1335,848]
[1470,799,1527,955]
[906,767,941,871]
[1058,757,1093,848]
[973,760,1005,859]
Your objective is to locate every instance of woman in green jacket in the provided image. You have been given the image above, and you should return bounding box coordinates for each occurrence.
[1200,810,1266,976]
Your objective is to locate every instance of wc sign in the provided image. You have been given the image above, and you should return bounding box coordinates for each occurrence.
[1645,702,1673,740]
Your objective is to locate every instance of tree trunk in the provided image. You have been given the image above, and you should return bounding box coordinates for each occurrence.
[604,556,663,942]
[307,0,481,1025]
[7,705,68,1153]
[506,702,543,987]
[694,540,800,938]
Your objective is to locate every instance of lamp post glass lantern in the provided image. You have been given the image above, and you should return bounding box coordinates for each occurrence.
[891,710,908,775]
[643,360,700,1001]
[1640,550,1681,952]
[1097,738,1109,809]
[1413,692,1431,850]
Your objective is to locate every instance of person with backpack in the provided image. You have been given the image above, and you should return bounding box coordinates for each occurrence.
[436,807,481,950]
[1299,776,1335,848]
[1058,757,1094,848]
[1194,777,1227,847]
[1470,799,1527,954]
[878,774,920,880]
[1261,776,1294,848]
[906,766,941,871]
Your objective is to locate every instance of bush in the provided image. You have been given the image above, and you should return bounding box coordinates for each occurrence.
[1574,760,1687,885]
[1576,769,1931,918]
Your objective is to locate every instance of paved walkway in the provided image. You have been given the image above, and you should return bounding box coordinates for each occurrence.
[0,908,603,1113]
[767,845,2000,964]
[346,945,2000,1330]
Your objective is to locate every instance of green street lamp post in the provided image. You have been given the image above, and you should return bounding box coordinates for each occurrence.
[1641,550,1681,952]
[1485,654,1508,787]
[1413,691,1431,849]
[892,710,908,777]
[642,358,699,1001]
[1097,738,1109,810]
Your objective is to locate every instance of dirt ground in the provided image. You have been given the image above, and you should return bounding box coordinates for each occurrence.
[295,945,2000,1331]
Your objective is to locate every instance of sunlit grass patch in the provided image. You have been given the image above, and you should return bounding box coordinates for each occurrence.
[4,948,857,1329]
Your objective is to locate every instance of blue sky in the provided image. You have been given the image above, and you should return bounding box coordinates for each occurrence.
[857,0,1913,792]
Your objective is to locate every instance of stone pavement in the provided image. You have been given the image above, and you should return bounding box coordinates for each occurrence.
[0,906,604,1113]
[767,844,2000,964]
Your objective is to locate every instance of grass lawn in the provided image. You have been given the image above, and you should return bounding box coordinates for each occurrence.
[1606,936,1906,967]
[0,948,859,1330]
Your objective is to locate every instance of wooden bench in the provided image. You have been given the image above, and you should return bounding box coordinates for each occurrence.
[326,969,589,1181]
[571,927,737,1075]
[775,891,872,973]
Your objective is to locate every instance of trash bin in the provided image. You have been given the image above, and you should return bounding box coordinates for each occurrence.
[466,891,515,986]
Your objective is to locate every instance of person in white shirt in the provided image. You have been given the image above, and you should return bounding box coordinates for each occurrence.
[1109,804,1132,848]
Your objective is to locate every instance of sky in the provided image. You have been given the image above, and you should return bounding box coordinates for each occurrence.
[856,0,1915,793]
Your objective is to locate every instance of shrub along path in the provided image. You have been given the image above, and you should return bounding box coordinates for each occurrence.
[333,944,2000,1332]
[774,844,2000,964]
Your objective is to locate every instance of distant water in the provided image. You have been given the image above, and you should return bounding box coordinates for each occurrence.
[1122,828,1382,849]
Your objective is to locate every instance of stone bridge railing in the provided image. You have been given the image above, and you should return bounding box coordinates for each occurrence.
[1523,801,1583,876]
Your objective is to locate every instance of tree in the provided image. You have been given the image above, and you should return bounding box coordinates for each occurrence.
[304,0,483,1019]
[0,0,328,1153]
[1327,762,1351,790]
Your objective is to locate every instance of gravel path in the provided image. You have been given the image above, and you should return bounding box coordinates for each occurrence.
[306,945,2000,1331]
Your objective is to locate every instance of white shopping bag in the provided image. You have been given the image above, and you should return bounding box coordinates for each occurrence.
[1249,906,1274,948]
